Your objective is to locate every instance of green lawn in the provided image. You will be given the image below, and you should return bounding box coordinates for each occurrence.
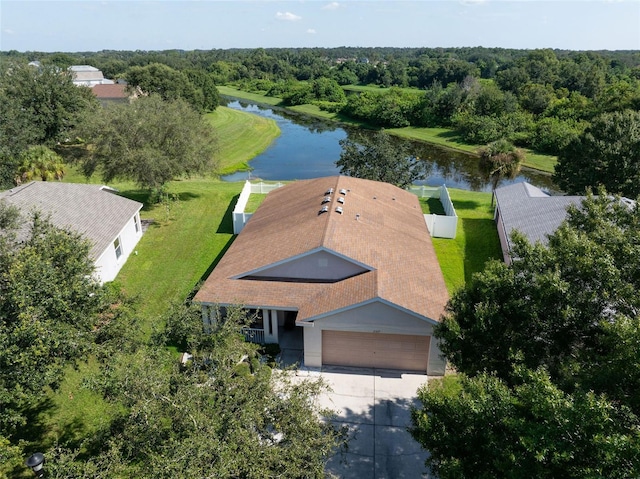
[206,106,280,175]
[422,189,502,293]
[217,85,283,106]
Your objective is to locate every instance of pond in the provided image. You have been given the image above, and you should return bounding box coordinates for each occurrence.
[221,99,557,193]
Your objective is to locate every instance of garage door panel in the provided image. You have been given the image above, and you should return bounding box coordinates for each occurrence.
[322,331,429,372]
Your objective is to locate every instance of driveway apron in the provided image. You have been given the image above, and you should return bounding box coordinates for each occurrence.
[297,366,432,479]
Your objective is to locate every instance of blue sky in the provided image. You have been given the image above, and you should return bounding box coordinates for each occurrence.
[1,1,639,52]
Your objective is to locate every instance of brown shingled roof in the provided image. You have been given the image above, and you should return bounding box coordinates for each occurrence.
[92,84,129,99]
[194,176,449,323]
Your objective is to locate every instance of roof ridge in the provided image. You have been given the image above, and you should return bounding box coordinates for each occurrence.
[320,176,341,245]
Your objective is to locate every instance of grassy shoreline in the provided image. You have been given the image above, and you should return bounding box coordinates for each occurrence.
[217,85,557,174]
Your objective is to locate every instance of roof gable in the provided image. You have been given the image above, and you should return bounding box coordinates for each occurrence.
[235,247,370,282]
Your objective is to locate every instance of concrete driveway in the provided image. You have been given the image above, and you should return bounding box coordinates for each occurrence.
[296,366,432,479]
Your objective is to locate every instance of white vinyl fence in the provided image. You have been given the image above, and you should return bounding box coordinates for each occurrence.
[232,181,285,234]
[407,185,458,239]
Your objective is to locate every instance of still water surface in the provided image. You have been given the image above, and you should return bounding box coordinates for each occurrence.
[221,99,556,192]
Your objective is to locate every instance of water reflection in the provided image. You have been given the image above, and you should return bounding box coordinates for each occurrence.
[221,98,557,192]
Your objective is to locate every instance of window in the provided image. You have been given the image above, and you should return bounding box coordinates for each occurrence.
[134,213,141,233]
[114,236,122,260]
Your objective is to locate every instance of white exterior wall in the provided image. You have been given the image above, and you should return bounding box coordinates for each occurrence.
[303,301,446,375]
[94,211,143,283]
[494,207,512,264]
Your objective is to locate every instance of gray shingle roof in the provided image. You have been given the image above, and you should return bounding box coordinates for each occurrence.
[0,182,142,260]
[495,182,583,250]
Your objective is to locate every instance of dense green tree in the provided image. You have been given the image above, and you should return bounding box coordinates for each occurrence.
[530,117,587,155]
[0,62,98,146]
[184,68,221,111]
[282,78,345,106]
[0,62,97,187]
[412,192,640,478]
[438,191,640,396]
[125,63,215,112]
[43,305,345,478]
[0,208,135,436]
[473,82,514,117]
[554,109,640,197]
[518,82,555,115]
[411,369,640,479]
[78,95,219,191]
[337,130,426,188]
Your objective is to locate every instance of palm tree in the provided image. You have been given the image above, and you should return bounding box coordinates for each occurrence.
[16,145,65,184]
[478,139,525,206]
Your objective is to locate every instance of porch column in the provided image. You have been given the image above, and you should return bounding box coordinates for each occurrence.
[270,310,278,343]
[263,309,279,343]
[202,305,217,333]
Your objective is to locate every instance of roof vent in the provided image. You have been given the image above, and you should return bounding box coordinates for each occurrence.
[319,205,329,214]
[322,196,331,204]
[326,188,334,195]
[337,197,344,204]
[335,206,343,214]
[339,188,347,195]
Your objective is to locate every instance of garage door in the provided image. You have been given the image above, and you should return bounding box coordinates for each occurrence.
[322,331,430,372]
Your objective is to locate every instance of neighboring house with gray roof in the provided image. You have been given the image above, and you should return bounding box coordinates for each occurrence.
[194,176,449,375]
[494,182,583,263]
[69,65,114,87]
[0,182,143,283]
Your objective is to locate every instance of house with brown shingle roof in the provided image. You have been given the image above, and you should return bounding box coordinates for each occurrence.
[91,84,135,106]
[0,181,143,283]
[194,176,449,375]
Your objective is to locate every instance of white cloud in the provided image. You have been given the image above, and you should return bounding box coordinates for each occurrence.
[323,2,340,10]
[3,28,14,35]
[307,29,317,34]
[460,0,487,5]
[275,11,302,21]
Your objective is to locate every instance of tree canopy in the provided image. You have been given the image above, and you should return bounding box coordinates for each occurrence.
[554,109,640,198]
[125,63,219,112]
[42,304,345,478]
[0,62,98,188]
[336,130,426,188]
[78,95,219,190]
[0,204,135,436]
[411,191,640,478]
